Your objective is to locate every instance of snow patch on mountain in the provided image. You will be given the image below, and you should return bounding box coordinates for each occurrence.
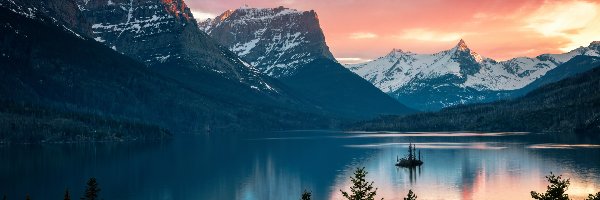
[348,40,600,93]
[346,40,600,110]
[198,6,335,78]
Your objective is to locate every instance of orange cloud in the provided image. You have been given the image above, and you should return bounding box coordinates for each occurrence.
[349,32,378,39]
[187,0,600,62]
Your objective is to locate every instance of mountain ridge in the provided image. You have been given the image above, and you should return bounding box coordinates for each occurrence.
[199,6,335,77]
[348,60,600,134]
[346,39,600,110]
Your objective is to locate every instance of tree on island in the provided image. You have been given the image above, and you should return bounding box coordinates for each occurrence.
[301,190,312,200]
[81,177,101,200]
[340,167,382,200]
[404,190,417,200]
[396,144,423,167]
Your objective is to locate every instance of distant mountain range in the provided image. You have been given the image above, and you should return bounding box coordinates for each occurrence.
[199,6,414,118]
[349,55,600,134]
[346,39,600,111]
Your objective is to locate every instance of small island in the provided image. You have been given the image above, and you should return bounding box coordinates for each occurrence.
[396,143,423,167]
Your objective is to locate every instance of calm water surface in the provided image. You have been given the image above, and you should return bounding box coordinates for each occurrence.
[2,131,600,200]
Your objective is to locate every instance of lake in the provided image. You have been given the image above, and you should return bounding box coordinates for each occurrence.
[2,131,600,200]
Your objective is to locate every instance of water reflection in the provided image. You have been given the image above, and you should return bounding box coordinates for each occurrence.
[1,131,599,200]
[527,143,600,149]
[343,132,530,138]
[331,136,600,200]
[345,142,508,150]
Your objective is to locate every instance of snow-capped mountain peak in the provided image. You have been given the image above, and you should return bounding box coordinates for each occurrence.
[198,6,335,78]
[385,48,411,58]
[589,41,600,50]
[455,39,469,51]
[346,39,600,110]
[450,39,484,63]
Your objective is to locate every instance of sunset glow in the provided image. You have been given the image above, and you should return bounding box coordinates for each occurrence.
[187,0,600,63]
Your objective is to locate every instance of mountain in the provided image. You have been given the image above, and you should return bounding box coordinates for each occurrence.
[0,3,332,138]
[76,0,275,91]
[199,6,335,78]
[199,6,414,119]
[513,55,600,96]
[349,62,600,134]
[2,0,322,108]
[346,39,600,111]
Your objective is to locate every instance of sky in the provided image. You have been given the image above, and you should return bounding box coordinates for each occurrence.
[186,0,600,64]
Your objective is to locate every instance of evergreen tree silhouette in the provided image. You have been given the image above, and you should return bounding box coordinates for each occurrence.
[64,188,71,200]
[586,192,600,200]
[531,172,570,200]
[301,190,312,200]
[404,190,417,200]
[340,167,382,200]
[81,178,100,200]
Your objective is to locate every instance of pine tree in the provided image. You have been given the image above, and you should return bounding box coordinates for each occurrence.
[301,190,312,200]
[531,172,570,200]
[404,190,417,200]
[340,167,382,200]
[64,188,71,200]
[81,177,101,200]
[586,192,600,200]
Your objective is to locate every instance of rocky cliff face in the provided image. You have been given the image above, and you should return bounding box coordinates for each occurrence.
[0,0,278,92]
[0,0,92,36]
[73,0,277,91]
[346,40,600,110]
[199,6,335,77]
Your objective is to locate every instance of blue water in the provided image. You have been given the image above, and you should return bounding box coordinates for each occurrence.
[2,131,600,200]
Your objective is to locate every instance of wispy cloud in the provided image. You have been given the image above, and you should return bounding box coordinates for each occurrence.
[395,28,463,42]
[349,32,378,39]
[525,0,600,51]
[337,57,373,64]
[191,9,217,21]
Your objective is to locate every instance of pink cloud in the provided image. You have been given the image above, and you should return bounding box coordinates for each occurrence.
[186,0,600,62]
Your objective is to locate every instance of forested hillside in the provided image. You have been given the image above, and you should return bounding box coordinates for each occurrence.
[350,63,600,134]
[0,100,170,143]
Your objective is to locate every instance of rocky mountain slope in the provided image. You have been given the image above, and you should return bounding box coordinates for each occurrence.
[199,6,334,78]
[76,0,277,91]
[346,39,600,111]
[199,6,415,119]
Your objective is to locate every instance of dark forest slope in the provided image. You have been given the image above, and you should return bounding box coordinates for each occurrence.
[350,62,600,134]
[0,7,331,139]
